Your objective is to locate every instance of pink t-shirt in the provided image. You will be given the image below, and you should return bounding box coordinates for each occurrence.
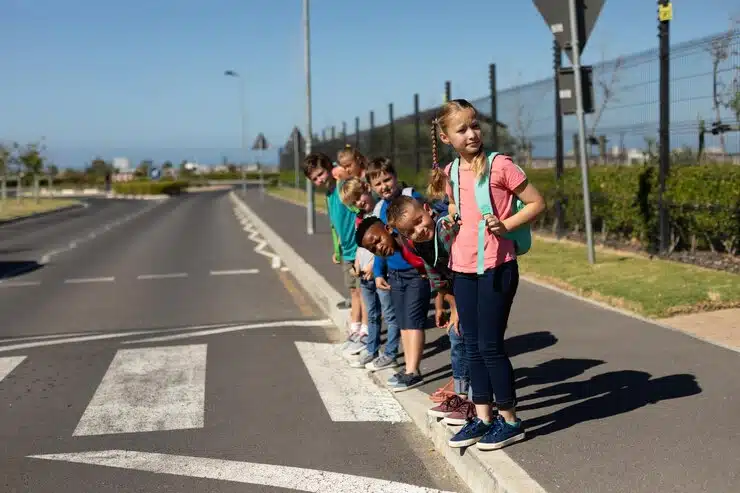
[444,154,527,274]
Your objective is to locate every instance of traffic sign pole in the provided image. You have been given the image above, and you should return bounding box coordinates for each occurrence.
[567,0,596,264]
[303,0,315,236]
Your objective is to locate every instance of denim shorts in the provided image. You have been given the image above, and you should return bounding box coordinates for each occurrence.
[388,268,431,330]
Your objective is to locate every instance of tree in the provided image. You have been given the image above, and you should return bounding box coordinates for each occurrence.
[0,143,9,207]
[707,19,739,155]
[135,160,152,178]
[588,52,624,164]
[19,142,46,203]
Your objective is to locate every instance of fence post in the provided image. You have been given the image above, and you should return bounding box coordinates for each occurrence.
[389,103,396,163]
[444,81,451,102]
[489,64,498,150]
[331,125,336,141]
[369,110,375,155]
[355,117,360,148]
[553,43,565,237]
[658,0,671,254]
[414,93,421,173]
[342,121,347,144]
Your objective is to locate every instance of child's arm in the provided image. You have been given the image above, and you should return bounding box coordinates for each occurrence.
[330,225,341,263]
[486,156,546,234]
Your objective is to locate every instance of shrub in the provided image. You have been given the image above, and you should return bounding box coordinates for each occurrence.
[113,180,190,196]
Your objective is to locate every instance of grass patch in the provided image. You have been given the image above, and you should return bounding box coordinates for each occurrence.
[268,185,740,318]
[0,198,81,221]
[269,186,327,213]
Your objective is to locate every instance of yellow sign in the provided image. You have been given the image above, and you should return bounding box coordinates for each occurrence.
[659,3,672,22]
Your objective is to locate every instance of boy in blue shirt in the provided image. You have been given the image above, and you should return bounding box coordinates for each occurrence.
[364,157,431,392]
[303,152,364,347]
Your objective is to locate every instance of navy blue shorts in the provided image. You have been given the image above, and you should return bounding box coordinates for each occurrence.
[388,268,431,330]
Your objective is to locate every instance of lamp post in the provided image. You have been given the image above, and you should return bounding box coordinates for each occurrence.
[224,70,247,194]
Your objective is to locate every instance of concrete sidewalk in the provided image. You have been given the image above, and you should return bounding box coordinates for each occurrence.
[237,188,740,493]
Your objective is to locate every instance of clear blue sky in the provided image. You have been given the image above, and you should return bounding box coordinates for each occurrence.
[0,0,737,168]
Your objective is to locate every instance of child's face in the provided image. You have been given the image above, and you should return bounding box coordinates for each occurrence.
[360,222,397,257]
[353,189,375,213]
[369,171,398,201]
[338,155,363,178]
[393,203,436,243]
[439,108,482,156]
[308,166,332,188]
[332,166,350,181]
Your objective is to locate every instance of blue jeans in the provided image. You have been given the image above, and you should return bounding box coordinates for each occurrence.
[449,325,470,395]
[453,260,519,409]
[387,268,431,330]
[359,279,400,357]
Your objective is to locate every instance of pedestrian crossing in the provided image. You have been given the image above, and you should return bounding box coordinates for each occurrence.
[0,319,408,442]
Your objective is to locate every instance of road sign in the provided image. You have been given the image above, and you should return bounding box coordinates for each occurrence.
[251,133,270,151]
[149,167,161,180]
[533,0,604,64]
[558,66,595,114]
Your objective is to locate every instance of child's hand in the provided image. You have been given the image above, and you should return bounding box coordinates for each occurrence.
[441,213,461,230]
[448,311,460,336]
[375,277,391,291]
[435,308,448,328]
[361,263,374,280]
[485,214,508,235]
[332,166,349,181]
[332,253,340,264]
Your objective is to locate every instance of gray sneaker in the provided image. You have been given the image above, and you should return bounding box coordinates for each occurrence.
[340,331,361,351]
[387,369,407,385]
[349,349,375,368]
[343,334,367,356]
[365,354,399,372]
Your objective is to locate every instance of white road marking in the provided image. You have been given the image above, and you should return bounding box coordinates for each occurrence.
[236,211,285,269]
[281,266,290,272]
[0,281,41,288]
[28,450,455,493]
[137,273,188,280]
[0,331,95,344]
[0,323,229,353]
[74,345,207,436]
[209,269,259,276]
[0,356,26,383]
[295,341,411,423]
[124,318,333,344]
[64,277,115,284]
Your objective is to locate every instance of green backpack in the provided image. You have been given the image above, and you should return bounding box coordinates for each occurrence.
[449,152,532,275]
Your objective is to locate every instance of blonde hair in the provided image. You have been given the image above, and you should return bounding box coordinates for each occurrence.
[337,144,368,170]
[339,177,367,207]
[428,99,487,197]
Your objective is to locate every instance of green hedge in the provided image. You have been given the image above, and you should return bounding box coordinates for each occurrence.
[112,180,190,196]
[277,164,740,254]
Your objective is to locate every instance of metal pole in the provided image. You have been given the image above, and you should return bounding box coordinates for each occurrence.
[303,0,315,235]
[567,0,595,264]
[489,64,498,150]
[554,40,565,237]
[293,130,300,190]
[239,77,247,195]
[658,0,671,253]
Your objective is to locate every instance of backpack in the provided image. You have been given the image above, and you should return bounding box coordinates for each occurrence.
[449,152,531,275]
[371,187,415,218]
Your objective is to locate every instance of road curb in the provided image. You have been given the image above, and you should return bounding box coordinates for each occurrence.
[0,202,86,227]
[229,190,547,493]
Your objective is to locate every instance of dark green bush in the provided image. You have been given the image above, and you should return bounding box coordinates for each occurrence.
[113,180,190,196]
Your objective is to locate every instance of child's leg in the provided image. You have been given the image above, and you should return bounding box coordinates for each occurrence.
[403,271,430,375]
[477,261,519,422]
[342,261,362,330]
[350,287,362,325]
[360,286,369,328]
[448,325,469,397]
[359,280,382,356]
[377,287,400,357]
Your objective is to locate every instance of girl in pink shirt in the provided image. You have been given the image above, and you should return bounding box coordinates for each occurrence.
[428,99,545,451]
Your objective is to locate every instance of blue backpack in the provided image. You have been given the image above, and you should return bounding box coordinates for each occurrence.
[449,152,532,275]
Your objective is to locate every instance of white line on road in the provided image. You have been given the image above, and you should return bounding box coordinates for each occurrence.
[73,344,207,436]
[124,318,333,344]
[64,277,115,284]
[0,281,41,288]
[0,356,27,383]
[137,273,188,280]
[28,450,455,493]
[209,269,259,276]
[295,341,411,423]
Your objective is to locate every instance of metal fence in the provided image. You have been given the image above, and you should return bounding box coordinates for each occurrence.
[279,28,740,180]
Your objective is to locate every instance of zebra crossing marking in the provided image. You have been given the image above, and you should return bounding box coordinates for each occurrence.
[0,356,27,383]
[74,344,207,436]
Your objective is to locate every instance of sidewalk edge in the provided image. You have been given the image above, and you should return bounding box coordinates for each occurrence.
[229,190,548,493]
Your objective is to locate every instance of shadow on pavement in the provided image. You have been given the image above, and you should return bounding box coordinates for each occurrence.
[0,261,43,280]
[519,369,702,438]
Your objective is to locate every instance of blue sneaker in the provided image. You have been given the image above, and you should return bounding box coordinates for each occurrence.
[387,369,406,385]
[448,418,492,448]
[476,415,525,450]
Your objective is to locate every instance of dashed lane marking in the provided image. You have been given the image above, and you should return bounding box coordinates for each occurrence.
[209,269,259,276]
[137,273,189,280]
[64,277,115,284]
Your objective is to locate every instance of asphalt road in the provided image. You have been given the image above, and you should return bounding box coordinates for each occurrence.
[0,190,467,493]
[239,187,740,493]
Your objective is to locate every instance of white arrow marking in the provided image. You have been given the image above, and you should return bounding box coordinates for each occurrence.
[123,318,333,344]
[28,450,455,492]
[295,342,411,423]
[0,356,26,383]
[74,345,207,436]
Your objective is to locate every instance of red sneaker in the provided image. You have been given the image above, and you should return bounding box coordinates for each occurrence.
[427,394,466,419]
[442,399,477,426]
[429,378,456,403]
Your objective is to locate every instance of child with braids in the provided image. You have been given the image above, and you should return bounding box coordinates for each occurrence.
[429,99,545,451]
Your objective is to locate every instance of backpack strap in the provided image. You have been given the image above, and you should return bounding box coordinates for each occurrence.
[449,158,461,211]
[470,152,499,274]
[372,199,384,218]
[401,186,414,197]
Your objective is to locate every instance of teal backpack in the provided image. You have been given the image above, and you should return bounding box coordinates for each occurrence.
[449,152,532,275]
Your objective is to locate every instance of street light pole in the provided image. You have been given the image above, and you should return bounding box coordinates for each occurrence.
[224,70,247,195]
[303,0,315,235]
